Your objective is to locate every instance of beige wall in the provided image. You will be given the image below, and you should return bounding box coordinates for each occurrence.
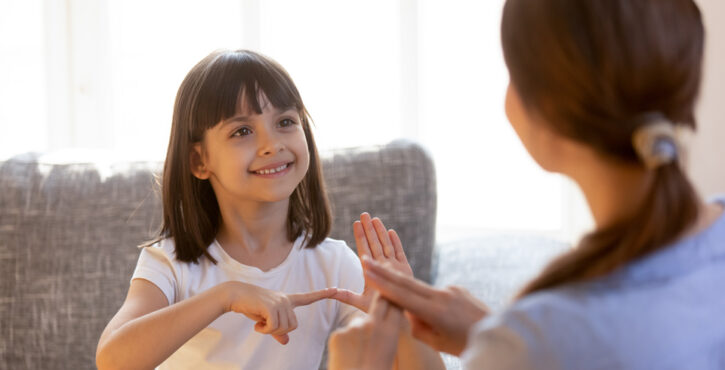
[690,0,725,197]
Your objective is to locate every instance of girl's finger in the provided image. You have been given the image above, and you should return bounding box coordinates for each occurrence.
[372,218,395,258]
[331,288,371,312]
[272,333,289,345]
[360,213,384,259]
[270,310,286,335]
[263,309,279,334]
[288,308,298,331]
[353,221,372,259]
[288,288,336,308]
[388,229,409,264]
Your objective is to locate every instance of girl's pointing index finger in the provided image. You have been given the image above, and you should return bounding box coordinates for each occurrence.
[288,287,337,308]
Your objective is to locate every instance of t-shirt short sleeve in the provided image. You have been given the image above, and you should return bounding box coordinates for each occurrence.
[131,243,178,306]
[333,244,365,329]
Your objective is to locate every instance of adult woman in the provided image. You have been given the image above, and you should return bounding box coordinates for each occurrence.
[330,0,725,368]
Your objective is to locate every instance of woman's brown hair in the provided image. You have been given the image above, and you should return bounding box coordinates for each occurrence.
[500,0,705,296]
[146,49,331,263]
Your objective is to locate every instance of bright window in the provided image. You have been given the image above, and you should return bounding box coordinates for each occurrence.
[0,0,592,242]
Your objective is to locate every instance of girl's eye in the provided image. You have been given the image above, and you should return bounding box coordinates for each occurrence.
[279,118,296,128]
[232,127,252,137]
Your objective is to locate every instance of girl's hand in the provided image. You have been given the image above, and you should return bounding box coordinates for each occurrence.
[361,258,490,356]
[224,282,337,345]
[333,213,413,312]
[328,293,403,370]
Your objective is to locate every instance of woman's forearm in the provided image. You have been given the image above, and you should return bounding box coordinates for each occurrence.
[96,282,232,370]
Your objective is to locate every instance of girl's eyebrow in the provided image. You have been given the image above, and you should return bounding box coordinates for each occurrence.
[223,115,252,125]
[276,107,298,115]
[223,107,298,125]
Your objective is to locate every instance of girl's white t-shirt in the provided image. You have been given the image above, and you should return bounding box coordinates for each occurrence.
[131,235,364,370]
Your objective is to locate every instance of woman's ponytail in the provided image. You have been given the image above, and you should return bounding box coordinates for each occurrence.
[518,163,699,296]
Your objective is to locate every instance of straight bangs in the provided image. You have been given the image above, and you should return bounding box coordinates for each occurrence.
[190,50,309,143]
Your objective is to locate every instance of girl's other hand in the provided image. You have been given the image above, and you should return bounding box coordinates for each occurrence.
[224,282,337,345]
[362,258,489,356]
[328,293,403,370]
[333,213,413,312]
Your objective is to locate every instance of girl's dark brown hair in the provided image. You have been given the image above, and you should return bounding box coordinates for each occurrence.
[501,0,705,296]
[146,49,331,263]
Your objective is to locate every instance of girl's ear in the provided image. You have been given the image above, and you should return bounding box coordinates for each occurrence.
[190,143,211,180]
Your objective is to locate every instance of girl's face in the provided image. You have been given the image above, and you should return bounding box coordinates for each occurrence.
[191,92,310,205]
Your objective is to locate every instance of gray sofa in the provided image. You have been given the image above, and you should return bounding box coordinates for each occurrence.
[0,140,568,369]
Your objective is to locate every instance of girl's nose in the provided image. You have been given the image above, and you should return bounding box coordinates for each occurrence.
[257,131,284,156]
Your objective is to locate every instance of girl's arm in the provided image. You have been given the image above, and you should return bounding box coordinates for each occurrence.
[96,279,335,370]
[96,278,227,370]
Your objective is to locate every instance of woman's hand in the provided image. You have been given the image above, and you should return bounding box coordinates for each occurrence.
[224,282,337,345]
[362,258,490,356]
[333,213,413,312]
[328,293,403,370]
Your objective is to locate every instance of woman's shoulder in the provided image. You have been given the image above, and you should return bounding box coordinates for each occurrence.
[495,288,595,337]
[463,289,611,369]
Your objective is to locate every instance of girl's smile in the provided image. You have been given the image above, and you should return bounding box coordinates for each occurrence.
[249,161,295,177]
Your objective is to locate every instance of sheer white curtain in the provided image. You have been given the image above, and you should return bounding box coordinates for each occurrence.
[0,0,591,242]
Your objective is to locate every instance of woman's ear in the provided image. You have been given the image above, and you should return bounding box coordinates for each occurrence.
[190,143,211,180]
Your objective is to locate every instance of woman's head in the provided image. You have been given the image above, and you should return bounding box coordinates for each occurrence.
[158,50,331,263]
[500,0,705,295]
[501,0,703,166]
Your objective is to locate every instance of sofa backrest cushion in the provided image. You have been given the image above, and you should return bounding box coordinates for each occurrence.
[0,140,435,369]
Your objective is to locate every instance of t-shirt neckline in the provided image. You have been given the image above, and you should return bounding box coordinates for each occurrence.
[211,234,306,277]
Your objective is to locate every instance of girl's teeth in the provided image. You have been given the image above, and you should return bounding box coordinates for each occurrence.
[257,164,288,175]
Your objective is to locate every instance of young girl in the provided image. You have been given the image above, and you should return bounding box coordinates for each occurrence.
[94,49,439,370]
[329,0,725,369]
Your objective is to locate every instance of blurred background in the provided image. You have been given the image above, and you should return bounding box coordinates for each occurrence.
[1,0,723,244]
